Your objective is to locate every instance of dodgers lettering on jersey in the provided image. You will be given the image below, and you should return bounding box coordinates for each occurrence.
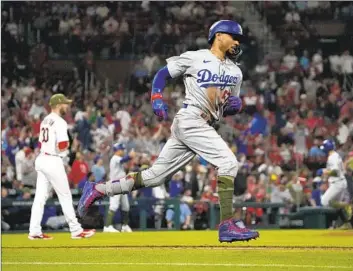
[39,112,69,156]
[327,151,346,184]
[166,49,243,120]
[109,155,126,181]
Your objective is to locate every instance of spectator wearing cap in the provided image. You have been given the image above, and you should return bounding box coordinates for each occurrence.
[91,155,106,183]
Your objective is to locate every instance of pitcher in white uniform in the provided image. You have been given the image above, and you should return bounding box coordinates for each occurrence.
[103,143,135,233]
[78,20,259,242]
[29,94,95,240]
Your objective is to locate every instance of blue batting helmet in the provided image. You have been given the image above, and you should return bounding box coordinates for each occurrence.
[320,139,335,154]
[113,143,126,152]
[208,20,244,44]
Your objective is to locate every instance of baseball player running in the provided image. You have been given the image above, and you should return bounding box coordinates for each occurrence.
[78,20,259,242]
[317,139,352,229]
[29,94,95,240]
[103,143,134,233]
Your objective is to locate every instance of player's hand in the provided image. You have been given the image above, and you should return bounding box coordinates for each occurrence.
[222,96,242,117]
[152,99,168,121]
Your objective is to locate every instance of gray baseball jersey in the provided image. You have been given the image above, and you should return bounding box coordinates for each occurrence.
[140,50,241,188]
[109,155,126,181]
[166,49,243,121]
[326,151,347,184]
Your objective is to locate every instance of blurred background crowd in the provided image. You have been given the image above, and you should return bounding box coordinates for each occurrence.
[1,1,353,231]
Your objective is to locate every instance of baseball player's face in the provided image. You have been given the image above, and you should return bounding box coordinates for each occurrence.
[217,33,240,53]
[116,149,124,156]
[59,104,69,116]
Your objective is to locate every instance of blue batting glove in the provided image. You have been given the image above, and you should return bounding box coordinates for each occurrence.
[152,99,168,121]
[316,168,324,177]
[223,96,242,117]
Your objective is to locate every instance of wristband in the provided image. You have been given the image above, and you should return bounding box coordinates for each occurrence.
[151,93,163,101]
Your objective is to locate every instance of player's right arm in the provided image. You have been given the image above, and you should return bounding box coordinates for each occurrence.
[151,66,171,120]
[151,51,194,120]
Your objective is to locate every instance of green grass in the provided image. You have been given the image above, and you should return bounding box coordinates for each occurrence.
[2,230,353,271]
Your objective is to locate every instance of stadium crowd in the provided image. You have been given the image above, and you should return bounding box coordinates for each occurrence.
[1,1,353,231]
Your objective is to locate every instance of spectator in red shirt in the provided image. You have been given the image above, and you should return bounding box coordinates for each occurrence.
[305,110,323,131]
[68,152,89,188]
[30,115,41,137]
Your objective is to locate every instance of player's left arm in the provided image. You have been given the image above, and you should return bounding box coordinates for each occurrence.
[56,121,70,152]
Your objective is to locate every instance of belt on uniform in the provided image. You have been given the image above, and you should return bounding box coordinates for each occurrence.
[329,179,346,185]
[183,104,215,126]
[42,152,60,157]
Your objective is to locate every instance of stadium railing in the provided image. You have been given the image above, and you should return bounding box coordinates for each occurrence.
[3,198,335,230]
